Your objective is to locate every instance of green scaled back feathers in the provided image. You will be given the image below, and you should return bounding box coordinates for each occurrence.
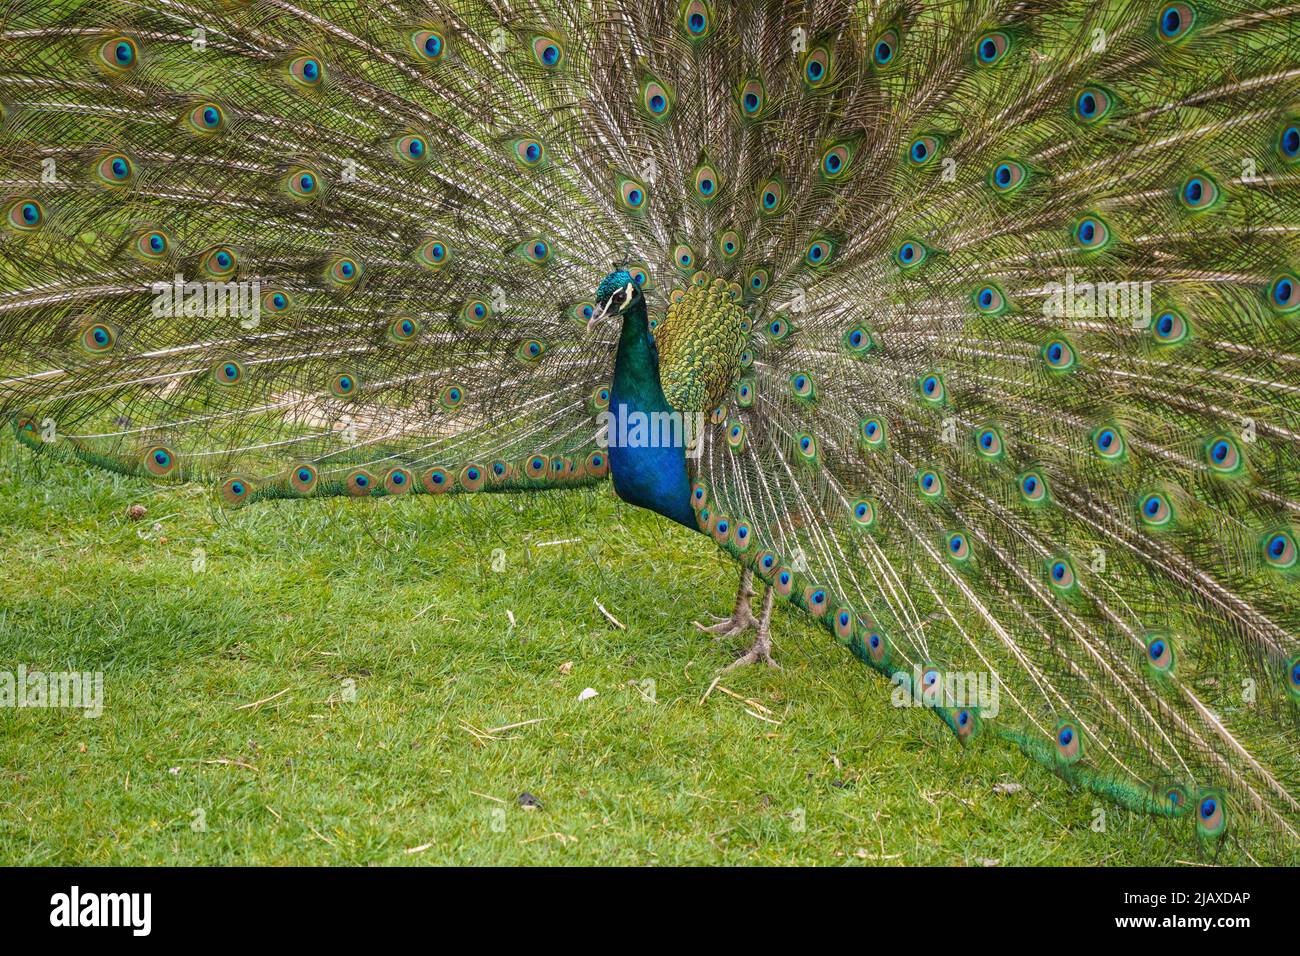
[1,0,1298,859]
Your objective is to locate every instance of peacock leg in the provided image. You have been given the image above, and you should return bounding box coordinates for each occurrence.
[723,584,778,671]
[693,567,758,637]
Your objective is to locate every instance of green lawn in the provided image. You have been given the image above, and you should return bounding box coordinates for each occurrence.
[0,443,1256,865]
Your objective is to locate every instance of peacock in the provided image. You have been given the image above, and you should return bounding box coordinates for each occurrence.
[1,0,1298,859]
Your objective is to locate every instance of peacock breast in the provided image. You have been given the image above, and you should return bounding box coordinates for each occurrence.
[653,273,747,414]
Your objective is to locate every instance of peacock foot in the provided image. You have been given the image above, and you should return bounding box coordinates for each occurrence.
[693,567,758,638]
[722,585,778,671]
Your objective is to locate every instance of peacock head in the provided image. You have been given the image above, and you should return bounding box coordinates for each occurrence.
[589,268,643,329]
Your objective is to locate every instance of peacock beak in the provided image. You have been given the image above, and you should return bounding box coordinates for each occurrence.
[587,299,613,332]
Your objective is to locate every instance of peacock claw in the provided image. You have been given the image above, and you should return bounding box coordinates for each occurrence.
[721,580,779,671]
[693,567,758,638]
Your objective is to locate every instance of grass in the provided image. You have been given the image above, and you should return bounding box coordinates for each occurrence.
[0,443,1257,865]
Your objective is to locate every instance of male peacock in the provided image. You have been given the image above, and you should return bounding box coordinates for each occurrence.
[1,0,1298,858]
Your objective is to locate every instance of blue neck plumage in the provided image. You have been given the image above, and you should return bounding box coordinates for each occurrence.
[608,300,698,530]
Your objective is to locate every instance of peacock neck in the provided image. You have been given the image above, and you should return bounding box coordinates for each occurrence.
[608,301,698,530]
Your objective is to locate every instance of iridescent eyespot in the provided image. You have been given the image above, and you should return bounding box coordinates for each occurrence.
[1263,530,1296,570]
[895,240,927,269]
[412,29,445,61]
[1042,337,1077,371]
[213,359,244,385]
[389,316,419,342]
[220,476,253,506]
[1152,309,1189,344]
[286,168,321,199]
[1048,557,1077,592]
[974,426,1004,459]
[745,267,770,295]
[795,432,818,462]
[850,499,876,528]
[134,229,169,259]
[1146,633,1175,673]
[395,134,428,163]
[1179,173,1218,211]
[918,372,946,404]
[289,463,319,494]
[718,230,741,260]
[1278,123,1300,162]
[1138,491,1173,528]
[989,160,1027,194]
[1268,273,1298,312]
[1204,435,1242,475]
[440,384,464,408]
[96,153,134,185]
[505,138,543,169]
[530,35,565,69]
[872,29,899,67]
[98,37,138,72]
[803,45,832,87]
[78,321,115,354]
[144,445,177,477]
[288,55,324,87]
[738,79,765,118]
[345,469,376,497]
[330,372,358,398]
[1092,425,1126,460]
[204,246,237,277]
[641,76,673,119]
[329,257,361,285]
[917,469,943,498]
[681,1,713,40]
[618,178,648,211]
[416,237,450,270]
[1287,657,1300,699]
[515,338,546,364]
[766,315,793,342]
[1196,790,1226,839]
[1157,3,1196,42]
[864,627,888,665]
[1019,470,1049,504]
[820,142,853,181]
[974,31,1009,66]
[844,326,873,355]
[6,199,43,232]
[973,284,1006,314]
[908,135,940,167]
[726,421,746,450]
[692,163,721,203]
[757,178,785,214]
[186,102,225,134]
[804,238,834,267]
[461,299,490,327]
[629,265,650,288]
[860,417,886,448]
[517,238,551,264]
[263,290,291,313]
[1054,722,1082,763]
[946,531,971,562]
[789,372,815,400]
[1073,87,1112,123]
[384,467,413,495]
[1074,215,1110,249]
[737,379,754,407]
[672,244,695,270]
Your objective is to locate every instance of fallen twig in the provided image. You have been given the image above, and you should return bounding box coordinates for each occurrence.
[594,599,625,630]
[234,687,291,712]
